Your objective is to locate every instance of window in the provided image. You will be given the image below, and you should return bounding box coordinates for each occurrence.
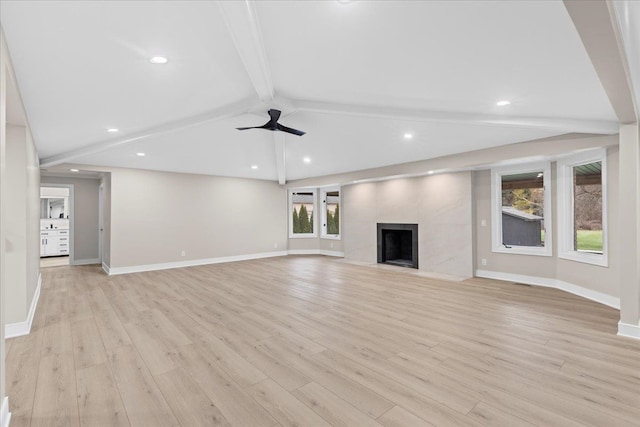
[491,162,552,256]
[289,189,317,238]
[321,188,340,239]
[557,149,607,266]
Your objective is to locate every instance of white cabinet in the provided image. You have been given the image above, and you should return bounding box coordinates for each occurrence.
[41,229,69,257]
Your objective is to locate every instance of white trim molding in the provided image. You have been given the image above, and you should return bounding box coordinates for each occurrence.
[617,321,640,340]
[475,269,620,309]
[5,273,42,339]
[1,397,11,427]
[105,251,288,275]
[491,161,553,257]
[73,258,101,266]
[289,188,318,238]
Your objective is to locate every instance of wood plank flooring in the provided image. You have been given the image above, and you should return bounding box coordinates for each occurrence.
[6,256,640,426]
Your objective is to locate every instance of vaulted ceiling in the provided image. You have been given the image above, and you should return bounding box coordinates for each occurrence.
[0,1,628,183]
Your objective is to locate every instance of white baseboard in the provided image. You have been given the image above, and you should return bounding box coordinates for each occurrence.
[475,269,620,309]
[618,321,640,340]
[1,397,10,427]
[106,251,289,275]
[5,273,42,339]
[288,249,345,257]
[73,258,100,266]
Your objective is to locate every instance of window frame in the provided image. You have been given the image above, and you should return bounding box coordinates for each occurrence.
[491,161,553,257]
[321,187,341,240]
[288,188,318,238]
[557,148,608,267]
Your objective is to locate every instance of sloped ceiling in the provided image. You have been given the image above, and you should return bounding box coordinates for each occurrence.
[0,0,619,182]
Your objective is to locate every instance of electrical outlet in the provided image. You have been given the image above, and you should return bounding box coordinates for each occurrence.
[481,258,487,266]
[181,250,186,257]
[480,219,487,227]
[330,243,334,248]
[274,243,278,249]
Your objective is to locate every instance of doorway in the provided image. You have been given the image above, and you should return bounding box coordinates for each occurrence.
[39,184,74,267]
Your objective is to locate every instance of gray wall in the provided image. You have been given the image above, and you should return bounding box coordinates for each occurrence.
[108,168,287,268]
[41,176,101,263]
[4,123,40,327]
[474,145,620,298]
[5,125,28,323]
[343,172,474,278]
[26,131,40,313]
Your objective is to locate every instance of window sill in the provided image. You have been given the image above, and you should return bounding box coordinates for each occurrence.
[559,251,608,267]
[492,246,552,257]
[321,235,341,241]
[289,234,317,239]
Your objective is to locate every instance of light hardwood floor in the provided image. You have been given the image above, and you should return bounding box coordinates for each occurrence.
[6,256,640,426]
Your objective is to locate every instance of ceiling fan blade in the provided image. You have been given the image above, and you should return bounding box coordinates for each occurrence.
[236,126,263,131]
[277,123,306,136]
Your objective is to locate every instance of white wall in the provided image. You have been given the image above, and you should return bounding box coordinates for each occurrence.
[107,168,287,269]
[342,172,474,278]
[40,176,101,263]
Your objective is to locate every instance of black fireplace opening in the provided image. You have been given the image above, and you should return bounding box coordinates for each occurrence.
[377,223,418,269]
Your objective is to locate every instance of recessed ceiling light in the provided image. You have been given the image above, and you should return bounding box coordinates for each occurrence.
[303,157,311,164]
[496,100,511,106]
[427,170,434,175]
[150,56,168,64]
[136,152,146,157]
[251,165,259,170]
[106,128,119,133]
[70,169,79,172]
[404,133,413,140]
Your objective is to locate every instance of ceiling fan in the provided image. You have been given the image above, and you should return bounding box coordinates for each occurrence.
[236,109,305,136]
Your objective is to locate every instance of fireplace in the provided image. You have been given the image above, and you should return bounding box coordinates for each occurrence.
[377,223,418,269]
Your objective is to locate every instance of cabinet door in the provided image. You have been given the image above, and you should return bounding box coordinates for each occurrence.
[43,236,60,256]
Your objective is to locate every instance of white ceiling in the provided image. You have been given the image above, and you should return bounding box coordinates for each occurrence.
[0,1,621,182]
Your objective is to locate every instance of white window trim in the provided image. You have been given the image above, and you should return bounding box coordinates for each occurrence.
[557,148,608,267]
[289,188,318,238]
[321,187,341,240]
[491,162,553,257]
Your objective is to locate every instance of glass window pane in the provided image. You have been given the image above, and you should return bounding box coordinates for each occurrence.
[573,161,603,253]
[325,190,339,235]
[501,171,545,247]
[292,191,314,234]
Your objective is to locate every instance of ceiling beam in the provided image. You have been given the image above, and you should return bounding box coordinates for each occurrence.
[273,132,286,185]
[218,1,274,102]
[563,0,637,124]
[293,99,620,134]
[40,97,257,167]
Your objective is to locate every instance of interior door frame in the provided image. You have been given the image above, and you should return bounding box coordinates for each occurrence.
[40,183,74,264]
[98,183,103,264]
